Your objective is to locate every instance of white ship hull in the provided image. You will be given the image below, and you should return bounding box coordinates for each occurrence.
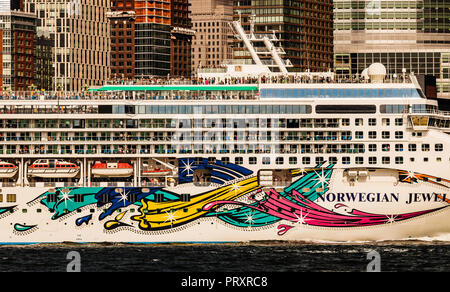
[1,165,449,244]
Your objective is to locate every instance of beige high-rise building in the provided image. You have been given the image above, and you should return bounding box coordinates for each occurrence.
[24,0,110,92]
[191,0,233,73]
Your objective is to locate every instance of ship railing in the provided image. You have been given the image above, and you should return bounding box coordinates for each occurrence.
[410,109,450,116]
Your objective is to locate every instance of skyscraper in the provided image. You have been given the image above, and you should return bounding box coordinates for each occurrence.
[134,0,171,78]
[107,10,136,81]
[170,0,194,77]
[24,0,110,92]
[191,0,234,71]
[233,0,334,73]
[334,0,450,99]
[0,10,36,91]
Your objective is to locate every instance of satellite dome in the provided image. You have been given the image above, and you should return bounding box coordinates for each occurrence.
[368,63,387,75]
[367,63,387,83]
[361,68,369,79]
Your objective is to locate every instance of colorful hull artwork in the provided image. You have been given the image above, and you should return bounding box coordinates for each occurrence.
[1,159,450,244]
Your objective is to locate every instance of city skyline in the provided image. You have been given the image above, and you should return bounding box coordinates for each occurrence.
[0,0,447,102]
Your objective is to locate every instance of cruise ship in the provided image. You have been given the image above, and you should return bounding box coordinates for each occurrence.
[0,21,449,244]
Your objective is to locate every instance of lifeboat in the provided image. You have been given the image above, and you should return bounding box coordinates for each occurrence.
[141,158,176,177]
[91,161,133,177]
[0,161,18,178]
[142,168,172,177]
[28,159,80,178]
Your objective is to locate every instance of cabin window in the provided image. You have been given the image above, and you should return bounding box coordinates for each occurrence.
[155,193,164,203]
[369,157,377,164]
[422,144,430,151]
[302,157,310,165]
[47,193,58,202]
[395,144,404,152]
[368,118,377,126]
[395,157,404,164]
[316,157,325,165]
[289,157,297,165]
[435,144,443,152]
[0,194,2,202]
[395,118,404,126]
[249,157,257,165]
[408,144,417,151]
[329,157,337,165]
[74,194,84,203]
[382,157,390,164]
[316,105,376,114]
[6,194,16,203]
[100,194,109,204]
[181,194,190,202]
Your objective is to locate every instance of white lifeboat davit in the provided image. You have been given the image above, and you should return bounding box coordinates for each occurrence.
[0,161,18,178]
[28,159,80,178]
[91,161,133,177]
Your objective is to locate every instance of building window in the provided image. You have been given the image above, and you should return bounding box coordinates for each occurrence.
[395,131,404,139]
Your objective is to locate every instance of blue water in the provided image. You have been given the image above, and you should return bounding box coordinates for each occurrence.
[0,241,448,272]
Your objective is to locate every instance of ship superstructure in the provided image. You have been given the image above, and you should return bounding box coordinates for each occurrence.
[0,22,449,244]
